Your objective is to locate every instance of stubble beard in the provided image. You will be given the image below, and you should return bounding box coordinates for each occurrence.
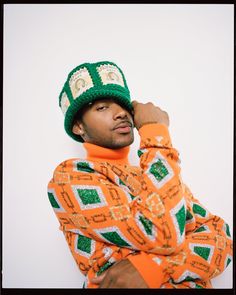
[83,124,134,149]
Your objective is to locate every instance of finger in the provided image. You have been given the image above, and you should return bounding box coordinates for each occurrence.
[131,100,138,107]
[90,272,107,284]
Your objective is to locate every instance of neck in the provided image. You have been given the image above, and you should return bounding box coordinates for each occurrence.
[83,142,130,165]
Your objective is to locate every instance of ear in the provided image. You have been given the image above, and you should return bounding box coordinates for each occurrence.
[72,121,85,136]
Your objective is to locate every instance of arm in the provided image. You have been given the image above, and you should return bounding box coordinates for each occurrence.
[47,101,189,287]
[91,193,232,289]
[50,100,220,288]
[127,101,232,285]
[48,126,187,256]
[165,184,233,283]
[93,184,232,288]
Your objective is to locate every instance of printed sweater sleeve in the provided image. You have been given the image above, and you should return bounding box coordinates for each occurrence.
[133,123,187,252]
[127,184,233,288]
[48,123,187,258]
[172,184,233,282]
[47,123,186,256]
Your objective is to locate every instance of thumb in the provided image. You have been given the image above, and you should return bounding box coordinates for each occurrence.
[90,272,107,284]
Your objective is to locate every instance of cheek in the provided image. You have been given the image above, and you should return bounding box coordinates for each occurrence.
[94,117,110,129]
[90,112,112,131]
[84,114,112,135]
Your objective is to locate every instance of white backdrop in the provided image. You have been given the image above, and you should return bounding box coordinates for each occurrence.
[3,4,233,288]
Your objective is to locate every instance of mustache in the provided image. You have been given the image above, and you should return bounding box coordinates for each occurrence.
[112,120,134,130]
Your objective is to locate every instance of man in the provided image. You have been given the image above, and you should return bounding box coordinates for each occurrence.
[47,61,232,288]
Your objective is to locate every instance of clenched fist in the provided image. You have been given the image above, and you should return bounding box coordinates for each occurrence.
[132,101,169,130]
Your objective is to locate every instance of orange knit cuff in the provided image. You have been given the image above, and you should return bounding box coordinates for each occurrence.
[138,123,171,143]
[127,252,164,288]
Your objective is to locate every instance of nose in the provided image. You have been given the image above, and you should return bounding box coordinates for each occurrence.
[113,103,129,120]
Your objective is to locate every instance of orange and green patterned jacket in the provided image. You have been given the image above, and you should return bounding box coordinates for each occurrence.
[47,123,232,288]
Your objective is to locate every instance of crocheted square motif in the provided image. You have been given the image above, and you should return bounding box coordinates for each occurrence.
[60,91,70,115]
[69,67,94,99]
[96,64,125,87]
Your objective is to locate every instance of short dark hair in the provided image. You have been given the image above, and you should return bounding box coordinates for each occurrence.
[72,104,88,125]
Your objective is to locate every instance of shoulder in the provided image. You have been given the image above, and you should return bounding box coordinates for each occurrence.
[47,158,104,191]
[53,158,77,172]
[53,158,95,174]
[47,158,94,190]
[49,158,98,185]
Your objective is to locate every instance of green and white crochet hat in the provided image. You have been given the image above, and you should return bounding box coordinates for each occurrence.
[59,61,133,142]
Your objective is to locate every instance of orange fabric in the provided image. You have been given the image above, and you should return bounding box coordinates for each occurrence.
[47,123,232,288]
[138,123,170,139]
[84,142,130,165]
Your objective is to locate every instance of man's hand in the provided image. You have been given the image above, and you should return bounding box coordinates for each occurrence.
[90,259,149,288]
[132,100,169,130]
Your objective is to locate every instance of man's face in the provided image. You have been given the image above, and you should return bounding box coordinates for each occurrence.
[72,98,134,149]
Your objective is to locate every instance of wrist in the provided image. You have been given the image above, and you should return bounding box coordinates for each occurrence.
[138,123,172,148]
[136,121,160,130]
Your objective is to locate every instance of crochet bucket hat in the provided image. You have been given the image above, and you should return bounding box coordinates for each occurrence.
[59,61,133,142]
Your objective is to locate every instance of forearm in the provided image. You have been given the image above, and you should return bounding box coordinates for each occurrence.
[126,195,232,287]
[133,123,187,252]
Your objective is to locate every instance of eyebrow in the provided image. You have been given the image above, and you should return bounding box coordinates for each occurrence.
[89,99,114,107]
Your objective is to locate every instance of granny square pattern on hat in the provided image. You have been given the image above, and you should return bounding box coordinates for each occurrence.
[60,92,70,115]
[96,64,125,87]
[58,61,132,142]
[69,68,94,99]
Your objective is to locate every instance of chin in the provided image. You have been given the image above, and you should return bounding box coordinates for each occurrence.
[113,138,134,149]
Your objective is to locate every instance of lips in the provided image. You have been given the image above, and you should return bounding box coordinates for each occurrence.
[114,122,132,129]
[113,121,132,134]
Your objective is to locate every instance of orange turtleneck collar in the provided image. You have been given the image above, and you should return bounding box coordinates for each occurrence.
[83,142,130,165]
